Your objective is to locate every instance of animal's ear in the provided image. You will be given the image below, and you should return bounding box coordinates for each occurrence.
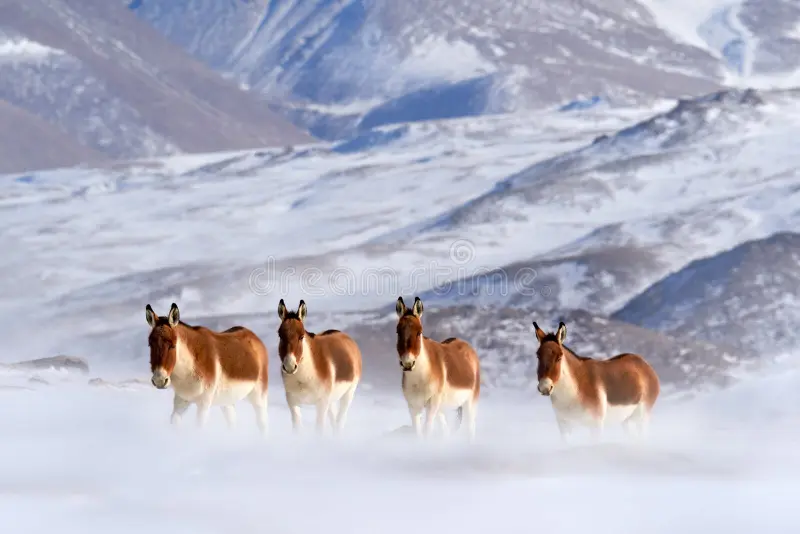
[533,321,547,343]
[556,322,567,344]
[168,303,180,327]
[412,297,423,317]
[395,297,406,318]
[145,304,157,328]
[298,300,307,322]
[278,299,287,321]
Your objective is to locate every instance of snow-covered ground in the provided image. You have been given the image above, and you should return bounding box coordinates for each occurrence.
[1,356,799,533]
[3,93,800,531]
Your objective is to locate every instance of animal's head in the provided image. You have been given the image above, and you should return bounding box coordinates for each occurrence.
[395,296,424,371]
[145,303,181,389]
[277,299,307,375]
[532,321,567,396]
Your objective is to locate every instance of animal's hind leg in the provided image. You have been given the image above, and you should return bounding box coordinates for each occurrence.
[248,388,268,437]
[437,412,450,438]
[221,405,237,429]
[196,395,213,428]
[334,383,358,435]
[623,403,648,442]
[328,403,338,430]
[463,398,478,443]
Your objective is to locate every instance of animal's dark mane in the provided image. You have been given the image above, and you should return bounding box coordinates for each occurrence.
[565,345,593,361]
[154,317,202,331]
[305,329,341,338]
[281,310,303,321]
[279,309,341,339]
[540,333,594,361]
[317,329,340,336]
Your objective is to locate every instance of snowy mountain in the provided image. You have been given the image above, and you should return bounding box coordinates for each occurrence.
[2,86,799,392]
[399,88,800,317]
[0,0,311,174]
[129,0,800,138]
[614,231,800,356]
[2,78,800,530]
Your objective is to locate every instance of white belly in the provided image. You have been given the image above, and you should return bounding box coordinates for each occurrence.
[440,386,473,409]
[552,400,597,425]
[604,403,639,424]
[212,378,257,406]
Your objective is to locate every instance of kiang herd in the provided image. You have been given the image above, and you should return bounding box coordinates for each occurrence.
[144,296,661,443]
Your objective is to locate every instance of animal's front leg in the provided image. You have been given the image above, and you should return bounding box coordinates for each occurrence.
[408,403,424,438]
[170,394,191,426]
[286,393,303,434]
[555,415,573,444]
[424,396,443,437]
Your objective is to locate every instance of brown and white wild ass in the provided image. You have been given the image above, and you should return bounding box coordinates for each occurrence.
[532,320,660,441]
[277,299,362,435]
[145,303,269,434]
[395,296,481,441]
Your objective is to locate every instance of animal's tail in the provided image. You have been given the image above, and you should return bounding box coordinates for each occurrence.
[454,406,463,432]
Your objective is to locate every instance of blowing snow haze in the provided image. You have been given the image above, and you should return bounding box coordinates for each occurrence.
[2,1,800,533]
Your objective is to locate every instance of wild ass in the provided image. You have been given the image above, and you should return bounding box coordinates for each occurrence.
[532,320,660,441]
[145,303,269,434]
[277,299,362,435]
[395,296,481,441]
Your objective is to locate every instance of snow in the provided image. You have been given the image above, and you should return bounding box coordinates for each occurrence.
[2,356,800,532]
[4,93,800,531]
[638,0,800,88]
[0,104,656,336]
[790,21,800,40]
[390,37,498,88]
[637,0,743,53]
[0,38,64,62]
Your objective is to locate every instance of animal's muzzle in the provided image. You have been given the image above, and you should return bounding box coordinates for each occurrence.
[537,378,554,396]
[399,359,416,372]
[151,375,170,389]
[282,357,299,375]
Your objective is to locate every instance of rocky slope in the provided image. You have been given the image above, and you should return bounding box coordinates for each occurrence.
[0,0,312,174]
[613,231,800,357]
[130,0,800,138]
